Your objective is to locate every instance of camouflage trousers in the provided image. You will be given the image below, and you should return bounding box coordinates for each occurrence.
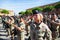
[17,31,25,40]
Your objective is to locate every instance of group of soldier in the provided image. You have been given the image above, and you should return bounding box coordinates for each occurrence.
[1,10,60,40]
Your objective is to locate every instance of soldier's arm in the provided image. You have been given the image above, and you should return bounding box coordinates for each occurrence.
[51,21,60,26]
[4,17,14,24]
[48,19,60,26]
[12,24,24,31]
[21,18,31,26]
[46,18,60,26]
[3,20,10,24]
[45,24,52,40]
[10,17,14,23]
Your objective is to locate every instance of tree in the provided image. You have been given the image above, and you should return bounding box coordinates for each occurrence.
[54,2,60,14]
[32,7,43,12]
[25,10,32,16]
[19,11,25,16]
[42,6,54,12]
[1,9,9,14]
[54,3,60,9]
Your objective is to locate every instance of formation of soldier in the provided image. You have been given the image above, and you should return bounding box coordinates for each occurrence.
[0,10,60,40]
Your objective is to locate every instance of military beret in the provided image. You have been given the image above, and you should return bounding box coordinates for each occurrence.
[32,10,42,14]
[32,10,39,14]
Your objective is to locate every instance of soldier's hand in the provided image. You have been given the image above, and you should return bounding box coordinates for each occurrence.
[11,24,17,28]
[21,28,24,30]
[13,25,17,27]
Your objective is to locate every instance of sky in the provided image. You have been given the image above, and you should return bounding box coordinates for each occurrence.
[0,0,60,15]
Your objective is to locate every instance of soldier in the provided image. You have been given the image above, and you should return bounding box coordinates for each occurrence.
[22,10,52,40]
[33,13,52,40]
[2,15,6,29]
[25,15,32,36]
[4,16,15,40]
[50,14,60,40]
[11,17,26,40]
[3,16,11,36]
[9,16,14,40]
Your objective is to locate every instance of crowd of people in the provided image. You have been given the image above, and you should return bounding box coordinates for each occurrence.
[1,10,60,40]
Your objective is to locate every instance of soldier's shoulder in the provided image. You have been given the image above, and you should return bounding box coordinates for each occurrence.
[57,19,60,22]
[42,22,48,27]
[28,20,34,24]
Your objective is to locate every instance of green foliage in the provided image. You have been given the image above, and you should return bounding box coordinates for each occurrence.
[50,6,54,10]
[43,6,54,12]
[19,3,60,15]
[55,2,60,9]
[32,7,43,12]
[25,10,32,15]
[1,9,9,14]
[19,11,25,15]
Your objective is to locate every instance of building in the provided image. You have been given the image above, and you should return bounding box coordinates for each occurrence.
[0,9,14,16]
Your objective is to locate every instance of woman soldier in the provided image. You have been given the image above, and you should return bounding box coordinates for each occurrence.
[20,10,52,40]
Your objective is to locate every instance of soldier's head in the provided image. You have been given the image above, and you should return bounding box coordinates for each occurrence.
[8,16,14,23]
[33,13,43,23]
[51,14,58,20]
[32,10,43,23]
[32,10,39,15]
[8,16,12,21]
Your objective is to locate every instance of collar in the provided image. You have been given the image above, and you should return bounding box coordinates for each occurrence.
[34,21,43,25]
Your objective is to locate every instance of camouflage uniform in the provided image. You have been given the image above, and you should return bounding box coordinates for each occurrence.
[17,22,25,40]
[35,22,52,40]
[29,21,36,40]
[3,16,11,36]
[51,18,60,40]
[28,21,52,40]
[55,19,60,37]
[25,18,31,36]
[2,16,6,28]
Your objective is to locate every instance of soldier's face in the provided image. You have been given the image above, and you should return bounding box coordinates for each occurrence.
[53,15,57,19]
[8,19,11,23]
[33,14,43,23]
[33,14,39,23]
